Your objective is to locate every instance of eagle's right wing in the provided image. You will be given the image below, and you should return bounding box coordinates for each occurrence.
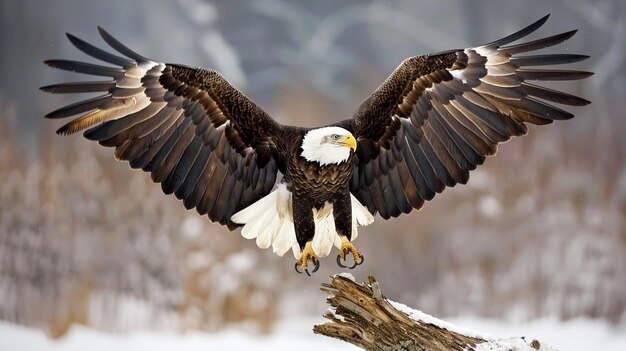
[42,28,283,228]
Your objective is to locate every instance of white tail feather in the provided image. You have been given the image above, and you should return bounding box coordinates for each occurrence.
[311,206,336,257]
[231,183,375,258]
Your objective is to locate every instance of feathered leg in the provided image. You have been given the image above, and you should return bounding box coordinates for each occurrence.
[334,191,364,269]
[293,194,319,275]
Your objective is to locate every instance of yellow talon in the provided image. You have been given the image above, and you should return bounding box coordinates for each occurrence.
[295,242,319,275]
[337,236,364,269]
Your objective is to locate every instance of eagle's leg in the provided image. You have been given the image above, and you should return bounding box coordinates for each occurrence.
[334,192,364,269]
[337,236,364,269]
[293,194,319,275]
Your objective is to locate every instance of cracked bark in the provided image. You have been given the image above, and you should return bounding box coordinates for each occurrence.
[313,275,554,351]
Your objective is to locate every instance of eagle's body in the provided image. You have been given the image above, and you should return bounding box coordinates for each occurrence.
[42,15,592,273]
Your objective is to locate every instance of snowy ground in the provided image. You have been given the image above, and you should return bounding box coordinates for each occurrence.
[1,317,625,351]
[448,317,626,351]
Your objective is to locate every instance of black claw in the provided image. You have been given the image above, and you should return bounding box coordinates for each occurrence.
[295,263,303,274]
[349,255,364,269]
[337,254,348,268]
[312,259,320,273]
[296,259,318,276]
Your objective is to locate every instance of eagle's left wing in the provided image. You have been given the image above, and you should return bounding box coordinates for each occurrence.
[341,15,592,219]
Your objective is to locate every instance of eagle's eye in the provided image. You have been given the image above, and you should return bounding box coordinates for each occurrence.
[331,134,339,140]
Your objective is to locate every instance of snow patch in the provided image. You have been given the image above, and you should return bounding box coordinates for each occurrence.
[473,337,557,351]
[389,301,488,339]
[1,317,625,351]
[450,317,626,351]
[335,272,355,281]
[0,319,361,351]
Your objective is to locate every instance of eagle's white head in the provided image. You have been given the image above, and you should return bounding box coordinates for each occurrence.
[301,126,357,166]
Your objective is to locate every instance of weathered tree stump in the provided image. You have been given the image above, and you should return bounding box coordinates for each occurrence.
[314,275,555,351]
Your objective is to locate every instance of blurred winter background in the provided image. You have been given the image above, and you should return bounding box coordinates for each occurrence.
[1,0,625,350]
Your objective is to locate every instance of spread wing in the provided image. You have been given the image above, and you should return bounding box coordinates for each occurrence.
[341,15,593,219]
[42,28,283,228]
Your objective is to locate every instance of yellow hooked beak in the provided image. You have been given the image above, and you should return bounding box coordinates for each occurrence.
[343,135,357,151]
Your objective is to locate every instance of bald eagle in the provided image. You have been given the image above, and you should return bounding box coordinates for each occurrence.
[42,15,591,275]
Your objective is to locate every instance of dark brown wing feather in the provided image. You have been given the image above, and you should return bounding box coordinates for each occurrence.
[341,14,592,219]
[41,28,283,228]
